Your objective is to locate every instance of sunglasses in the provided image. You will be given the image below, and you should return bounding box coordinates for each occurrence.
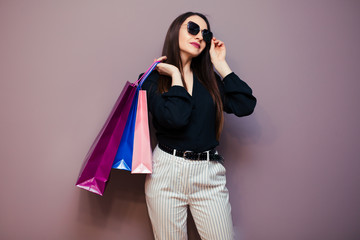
[187,21,213,43]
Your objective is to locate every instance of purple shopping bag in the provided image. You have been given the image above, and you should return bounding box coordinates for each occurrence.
[76,81,137,195]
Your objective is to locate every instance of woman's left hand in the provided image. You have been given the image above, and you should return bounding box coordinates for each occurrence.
[209,37,226,64]
[209,37,232,78]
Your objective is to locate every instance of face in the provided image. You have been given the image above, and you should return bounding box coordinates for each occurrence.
[178,15,210,60]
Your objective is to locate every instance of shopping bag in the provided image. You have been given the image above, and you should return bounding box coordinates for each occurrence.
[112,89,139,170]
[76,81,137,195]
[76,61,160,195]
[112,60,160,171]
[131,89,152,173]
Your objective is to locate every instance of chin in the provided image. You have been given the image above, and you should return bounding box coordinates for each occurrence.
[180,48,204,60]
[190,49,204,57]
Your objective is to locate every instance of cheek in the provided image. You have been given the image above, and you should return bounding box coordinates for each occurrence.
[178,32,187,49]
[179,40,186,51]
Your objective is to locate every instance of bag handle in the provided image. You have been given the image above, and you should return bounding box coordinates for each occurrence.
[135,61,161,87]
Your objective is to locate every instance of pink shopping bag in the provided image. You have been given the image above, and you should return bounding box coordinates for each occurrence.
[131,89,152,173]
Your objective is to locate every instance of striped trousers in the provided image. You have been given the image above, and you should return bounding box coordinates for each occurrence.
[145,145,234,240]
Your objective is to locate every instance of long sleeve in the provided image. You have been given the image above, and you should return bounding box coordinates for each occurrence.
[216,72,257,117]
[140,71,193,129]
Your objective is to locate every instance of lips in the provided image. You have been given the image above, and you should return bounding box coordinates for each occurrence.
[190,42,200,49]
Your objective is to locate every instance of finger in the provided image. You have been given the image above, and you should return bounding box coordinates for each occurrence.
[210,38,215,51]
[214,39,223,44]
[156,56,167,62]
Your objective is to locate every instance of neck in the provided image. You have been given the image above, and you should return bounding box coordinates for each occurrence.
[180,52,192,75]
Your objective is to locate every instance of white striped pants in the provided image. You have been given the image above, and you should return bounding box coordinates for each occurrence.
[145,145,234,240]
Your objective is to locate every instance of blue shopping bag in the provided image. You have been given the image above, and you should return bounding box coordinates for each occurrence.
[112,89,139,170]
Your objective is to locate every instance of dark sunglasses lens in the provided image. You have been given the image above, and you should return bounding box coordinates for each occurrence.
[202,30,213,43]
[187,21,200,35]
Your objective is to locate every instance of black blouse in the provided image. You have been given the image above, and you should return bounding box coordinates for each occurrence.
[140,70,256,152]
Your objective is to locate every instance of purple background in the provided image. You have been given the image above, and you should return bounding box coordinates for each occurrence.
[1,1,359,239]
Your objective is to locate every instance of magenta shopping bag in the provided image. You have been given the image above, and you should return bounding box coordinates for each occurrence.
[76,81,137,196]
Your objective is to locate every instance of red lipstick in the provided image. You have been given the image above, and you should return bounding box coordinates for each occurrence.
[190,42,200,49]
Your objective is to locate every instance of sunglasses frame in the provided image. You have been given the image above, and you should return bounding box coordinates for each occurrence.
[186,21,213,43]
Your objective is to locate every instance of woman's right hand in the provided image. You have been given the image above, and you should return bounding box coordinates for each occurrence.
[154,56,181,78]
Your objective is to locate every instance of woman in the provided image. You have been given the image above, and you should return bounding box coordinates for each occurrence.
[140,12,256,240]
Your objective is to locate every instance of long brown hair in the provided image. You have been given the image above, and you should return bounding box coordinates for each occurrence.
[158,12,224,140]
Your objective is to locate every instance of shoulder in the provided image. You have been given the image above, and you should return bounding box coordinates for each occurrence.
[140,70,160,90]
[138,70,159,80]
[138,70,160,82]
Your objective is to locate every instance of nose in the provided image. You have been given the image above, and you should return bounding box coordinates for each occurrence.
[195,32,203,41]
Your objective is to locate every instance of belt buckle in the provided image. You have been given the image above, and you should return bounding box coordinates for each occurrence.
[183,151,201,160]
[183,150,192,160]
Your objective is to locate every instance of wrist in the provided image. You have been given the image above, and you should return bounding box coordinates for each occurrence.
[171,69,181,78]
[213,61,232,78]
[171,70,183,87]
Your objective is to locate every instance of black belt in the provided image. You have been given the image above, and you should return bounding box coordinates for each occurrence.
[158,143,224,161]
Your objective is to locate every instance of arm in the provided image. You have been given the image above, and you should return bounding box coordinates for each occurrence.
[140,71,193,129]
[216,72,257,116]
[210,37,256,116]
